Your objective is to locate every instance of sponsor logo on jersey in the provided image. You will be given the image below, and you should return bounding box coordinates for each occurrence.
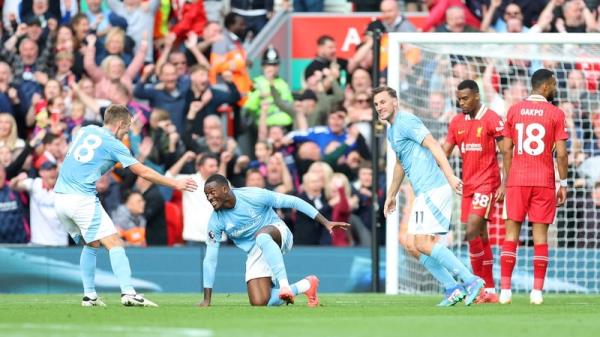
[460,143,483,153]
[458,130,465,135]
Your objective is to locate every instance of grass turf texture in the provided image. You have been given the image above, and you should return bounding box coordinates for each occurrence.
[0,294,598,337]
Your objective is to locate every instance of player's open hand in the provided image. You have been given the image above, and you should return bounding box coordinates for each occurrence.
[383,197,396,218]
[325,221,351,234]
[449,175,463,195]
[176,177,198,192]
[557,186,567,206]
[495,183,506,202]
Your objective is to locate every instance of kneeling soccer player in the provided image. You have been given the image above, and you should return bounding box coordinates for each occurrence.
[198,174,350,307]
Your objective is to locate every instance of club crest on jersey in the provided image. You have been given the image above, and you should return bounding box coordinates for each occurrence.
[208,231,216,242]
[476,127,483,137]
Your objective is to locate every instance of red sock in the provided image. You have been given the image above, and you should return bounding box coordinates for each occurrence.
[468,237,484,278]
[533,244,549,291]
[500,240,517,290]
[481,237,495,288]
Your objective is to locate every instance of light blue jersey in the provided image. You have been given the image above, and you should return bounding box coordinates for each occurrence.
[387,111,447,196]
[55,125,138,196]
[207,187,319,253]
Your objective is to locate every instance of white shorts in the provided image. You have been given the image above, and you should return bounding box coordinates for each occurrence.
[54,193,117,244]
[408,184,453,235]
[245,222,293,282]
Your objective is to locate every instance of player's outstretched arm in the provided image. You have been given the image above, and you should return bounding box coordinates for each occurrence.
[384,158,405,218]
[129,162,198,192]
[421,134,463,195]
[264,189,352,232]
[199,244,219,307]
[555,140,569,206]
[442,142,455,159]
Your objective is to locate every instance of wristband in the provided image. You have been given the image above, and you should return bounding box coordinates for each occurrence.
[559,179,568,187]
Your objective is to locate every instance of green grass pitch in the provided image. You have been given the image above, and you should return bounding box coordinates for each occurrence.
[0,294,598,337]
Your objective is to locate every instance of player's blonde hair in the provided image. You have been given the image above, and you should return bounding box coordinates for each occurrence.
[103,104,131,126]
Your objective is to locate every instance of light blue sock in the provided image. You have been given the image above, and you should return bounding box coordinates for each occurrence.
[108,247,136,295]
[268,284,300,306]
[255,233,288,285]
[419,254,458,290]
[430,243,477,283]
[80,246,98,297]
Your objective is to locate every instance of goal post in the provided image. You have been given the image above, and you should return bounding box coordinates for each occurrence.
[385,33,600,295]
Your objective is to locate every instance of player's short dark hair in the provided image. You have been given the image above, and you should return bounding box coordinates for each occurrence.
[224,12,242,29]
[205,174,229,187]
[317,35,334,46]
[197,153,218,167]
[457,80,479,93]
[372,86,397,101]
[531,68,555,90]
[103,104,131,125]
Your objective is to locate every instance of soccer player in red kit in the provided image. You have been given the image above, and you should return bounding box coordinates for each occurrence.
[499,69,569,305]
[443,80,504,303]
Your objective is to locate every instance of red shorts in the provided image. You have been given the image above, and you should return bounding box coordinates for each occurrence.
[505,186,556,224]
[461,191,495,224]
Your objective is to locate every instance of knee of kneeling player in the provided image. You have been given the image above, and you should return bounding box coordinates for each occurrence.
[249,296,269,306]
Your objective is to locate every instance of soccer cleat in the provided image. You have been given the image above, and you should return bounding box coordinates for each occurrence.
[278,286,295,305]
[304,275,320,308]
[437,286,466,307]
[530,290,544,305]
[81,296,106,307]
[121,294,158,307]
[499,289,512,304]
[464,278,485,306]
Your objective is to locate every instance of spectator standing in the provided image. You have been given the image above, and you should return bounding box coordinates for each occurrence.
[231,0,273,40]
[10,162,67,246]
[106,0,160,62]
[0,165,27,244]
[167,152,219,245]
[210,13,251,102]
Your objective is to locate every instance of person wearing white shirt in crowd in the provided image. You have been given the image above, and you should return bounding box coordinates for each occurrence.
[166,152,219,244]
[10,161,68,246]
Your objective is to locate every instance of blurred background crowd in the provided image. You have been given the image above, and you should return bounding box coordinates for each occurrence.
[0,0,598,249]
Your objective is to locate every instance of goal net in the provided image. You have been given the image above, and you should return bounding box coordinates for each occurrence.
[384,33,600,295]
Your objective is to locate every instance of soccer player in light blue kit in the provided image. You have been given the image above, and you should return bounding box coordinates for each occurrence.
[373,86,485,306]
[199,174,350,307]
[54,104,198,307]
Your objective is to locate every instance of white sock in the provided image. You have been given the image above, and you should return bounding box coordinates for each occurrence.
[531,289,542,296]
[485,288,496,294]
[84,292,98,299]
[279,279,290,289]
[293,279,311,294]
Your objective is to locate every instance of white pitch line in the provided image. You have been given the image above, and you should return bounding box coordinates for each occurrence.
[0,323,213,337]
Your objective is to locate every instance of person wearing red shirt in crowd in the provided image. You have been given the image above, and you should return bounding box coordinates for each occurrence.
[443,80,504,303]
[499,69,569,305]
[170,0,208,41]
[421,0,481,32]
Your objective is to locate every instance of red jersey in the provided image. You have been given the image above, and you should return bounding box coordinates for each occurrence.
[503,95,569,188]
[447,106,503,196]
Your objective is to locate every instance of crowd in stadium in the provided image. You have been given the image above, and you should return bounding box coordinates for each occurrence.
[0,0,598,249]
